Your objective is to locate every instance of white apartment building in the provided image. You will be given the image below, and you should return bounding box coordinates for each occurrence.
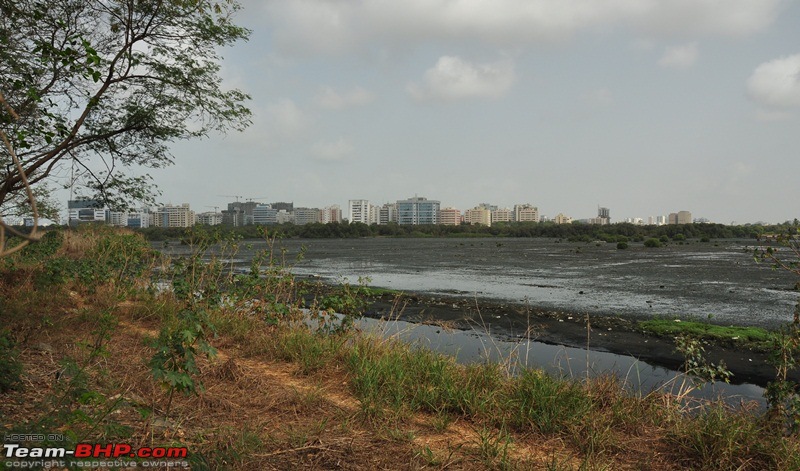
[348,199,370,224]
[368,205,381,225]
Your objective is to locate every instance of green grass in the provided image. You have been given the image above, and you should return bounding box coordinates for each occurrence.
[639,319,774,349]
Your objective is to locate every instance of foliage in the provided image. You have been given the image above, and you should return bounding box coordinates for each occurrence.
[763,319,800,432]
[0,328,22,393]
[754,224,800,431]
[148,306,217,415]
[644,238,662,248]
[136,220,782,243]
[674,334,732,386]
[16,228,63,260]
[0,0,251,210]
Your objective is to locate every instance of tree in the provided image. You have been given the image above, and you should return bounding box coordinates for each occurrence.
[0,0,251,214]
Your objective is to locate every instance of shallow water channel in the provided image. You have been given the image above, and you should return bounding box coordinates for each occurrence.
[353,315,767,407]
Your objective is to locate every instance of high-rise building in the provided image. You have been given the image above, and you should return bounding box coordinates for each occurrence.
[321,205,342,223]
[378,203,397,225]
[439,207,461,226]
[348,199,370,224]
[598,206,610,224]
[368,205,381,225]
[514,204,539,223]
[464,206,491,226]
[154,203,194,228]
[396,196,440,225]
[677,211,692,224]
[668,212,678,224]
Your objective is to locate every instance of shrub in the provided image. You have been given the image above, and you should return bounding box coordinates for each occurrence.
[0,329,23,393]
[644,238,662,248]
[616,242,629,250]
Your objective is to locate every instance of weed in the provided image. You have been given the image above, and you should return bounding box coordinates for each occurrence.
[148,306,217,417]
[473,424,513,470]
[0,329,22,392]
[668,402,765,470]
[509,369,592,434]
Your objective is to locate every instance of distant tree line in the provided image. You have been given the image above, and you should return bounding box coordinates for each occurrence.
[134,220,799,242]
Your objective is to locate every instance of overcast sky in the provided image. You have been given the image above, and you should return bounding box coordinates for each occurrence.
[152,0,799,224]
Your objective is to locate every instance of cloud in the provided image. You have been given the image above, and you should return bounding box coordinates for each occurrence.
[315,86,375,109]
[408,56,515,102]
[658,43,698,68]
[310,137,354,161]
[747,54,800,109]
[265,99,311,138]
[263,0,782,56]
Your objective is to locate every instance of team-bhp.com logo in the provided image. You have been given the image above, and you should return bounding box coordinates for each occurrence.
[3,443,189,468]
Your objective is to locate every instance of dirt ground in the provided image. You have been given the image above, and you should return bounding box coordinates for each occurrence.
[1,300,684,470]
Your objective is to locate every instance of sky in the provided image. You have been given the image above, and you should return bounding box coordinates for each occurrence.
[150,0,800,224]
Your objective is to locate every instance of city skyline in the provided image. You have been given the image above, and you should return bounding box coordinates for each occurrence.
[63,193,708,228]
[55,1,800,225]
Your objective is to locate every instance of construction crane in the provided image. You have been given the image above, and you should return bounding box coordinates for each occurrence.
[205,206,220,213]
[218,194,242,202]
[245,196,268,203]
